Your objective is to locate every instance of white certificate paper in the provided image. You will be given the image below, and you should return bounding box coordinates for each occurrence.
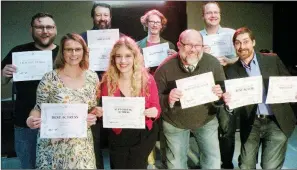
[87,29,119,48]
[40,103,88,139]
[102,96,145,129]
[203,33,233,57]
[225,76,263,109]
[89,46,113,71]
[12,51,52,81]
[176,72,218,109]
[266,76,297,104]
[142,42,169,67]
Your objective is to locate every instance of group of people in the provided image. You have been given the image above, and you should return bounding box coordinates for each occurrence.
[1,1,296,169]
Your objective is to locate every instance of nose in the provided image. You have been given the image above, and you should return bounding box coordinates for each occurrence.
[120,56,126,62]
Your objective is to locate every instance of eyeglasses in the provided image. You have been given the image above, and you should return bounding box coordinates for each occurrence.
[33,25,56,32]
[64,48,83,53]
[148,21,162,25]
[204,11,220,16]
[180,41,203,50]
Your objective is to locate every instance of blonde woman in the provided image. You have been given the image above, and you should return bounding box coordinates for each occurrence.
[26,33,102,169]
[98,36,161,169]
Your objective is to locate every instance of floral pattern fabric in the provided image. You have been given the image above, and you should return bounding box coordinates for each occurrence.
[34,69,99,169]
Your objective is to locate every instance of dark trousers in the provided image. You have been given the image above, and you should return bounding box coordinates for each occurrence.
[109,123,158,169]
[217,108,237,169]
[91,120,105,169]
[239,116,288,169]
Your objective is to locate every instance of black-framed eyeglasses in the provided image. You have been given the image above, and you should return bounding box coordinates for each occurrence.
[64,48,83,53]
[180,41,203,50]
[33,25,56,32]
[148,21,161,25]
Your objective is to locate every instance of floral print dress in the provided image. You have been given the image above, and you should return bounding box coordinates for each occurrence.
[34,69,99,169]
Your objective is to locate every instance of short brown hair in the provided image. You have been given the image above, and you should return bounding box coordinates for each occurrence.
[140,9,167,32]
[232,27,255,45]
[54,33,89,70]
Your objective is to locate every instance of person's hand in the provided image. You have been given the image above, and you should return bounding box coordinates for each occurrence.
[167,49,177,56]
[203,45,211,54]
[143,107,158,118]
[87,114,97,127]
[168,88,183,108]
[222,92,231,106]
[2,64,17,77]
[217,56,234,66]
[26,116,41,129]
[212,85,223,98]
[89,107,103,118]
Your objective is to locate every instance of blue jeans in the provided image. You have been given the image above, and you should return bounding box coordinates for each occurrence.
[239,116,288,169]
[14,126,38,169]
[163,117,221,169]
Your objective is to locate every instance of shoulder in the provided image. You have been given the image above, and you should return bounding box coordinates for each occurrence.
[202,52,220,64]
[221,27,236,34]
[137,37,147,47]
[86,70,99,81]
[41,70,57,82]
[157,53,179,71]
[10,42,36,52]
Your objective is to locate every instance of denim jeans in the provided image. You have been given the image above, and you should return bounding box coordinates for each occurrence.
[163,117,221,169]
[14,126,38,169]
[239,116,288,169]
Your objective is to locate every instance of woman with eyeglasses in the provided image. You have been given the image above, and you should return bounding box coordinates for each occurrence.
[97,36,161,169]
[26,33,102,169]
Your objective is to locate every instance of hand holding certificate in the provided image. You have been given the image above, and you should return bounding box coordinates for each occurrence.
[142,42,169,67]
[203,33,233,57]
[40,103,88,138]
[266,76,297,104]
[224,76,263,109]
[102,96,145,129]
[175,72,219,109]
[12,51,53,81]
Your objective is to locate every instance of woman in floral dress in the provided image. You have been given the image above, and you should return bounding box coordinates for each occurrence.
[26,33,102,169]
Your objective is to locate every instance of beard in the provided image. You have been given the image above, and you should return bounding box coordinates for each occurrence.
[238,48,253,60]
[32,33,56,48]
[95,20,111,29]
[181,53,200,65]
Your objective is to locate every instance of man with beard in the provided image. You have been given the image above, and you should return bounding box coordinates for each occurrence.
[154,29,226,169]
[81,2,125,44]
[1,12,58,169]
[222,27,296,169]
[80,3,125,169]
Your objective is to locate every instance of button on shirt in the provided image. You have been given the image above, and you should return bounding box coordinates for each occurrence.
[240,53,273,115]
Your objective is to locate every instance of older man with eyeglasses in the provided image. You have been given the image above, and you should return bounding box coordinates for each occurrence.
[1,12,59,169]
[154,29,226,169]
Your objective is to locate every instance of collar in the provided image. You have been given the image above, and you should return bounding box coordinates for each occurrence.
[201,25,222,35]
[240,53,257,69]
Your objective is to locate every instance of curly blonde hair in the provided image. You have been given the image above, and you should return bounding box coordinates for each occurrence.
[101,36,150,97]
[140,9,167,32]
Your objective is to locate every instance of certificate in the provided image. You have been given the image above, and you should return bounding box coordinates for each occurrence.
[87,29,119,48]
[266,76,297,104]
[176,72,218,109]
[203,33,233,57]
[225,76,263,109]
[102,96,145,129]
[12,51,52,81]
[142,42,169,67]
[40,103,88,138]
[89,46,113,71]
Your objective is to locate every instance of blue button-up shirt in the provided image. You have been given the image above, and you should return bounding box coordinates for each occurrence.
[240,53,273,115]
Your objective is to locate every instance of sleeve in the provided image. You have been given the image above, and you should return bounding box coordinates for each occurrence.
[169,41,176,51]
[213,60,227,107]
[90,71,100,110]
[34,72,52,111]
[154,66,170,113]
[146,75,161,120]
[276,56,291,76]
[1,49,13,70]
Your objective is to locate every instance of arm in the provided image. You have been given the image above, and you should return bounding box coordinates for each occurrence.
[154,67,170,112]
[276,56,291,76]
[1,50,15,84]
[144,75,162,120]
[27,73,52,128]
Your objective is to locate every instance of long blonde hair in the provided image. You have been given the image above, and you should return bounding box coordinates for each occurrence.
[101,36,150,97]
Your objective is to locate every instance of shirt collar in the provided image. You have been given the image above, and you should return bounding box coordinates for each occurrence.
[240,53,257,69]
[202,25,222,35]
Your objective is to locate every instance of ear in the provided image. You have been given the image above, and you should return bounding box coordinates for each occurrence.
[177,41,181,50]
[252,40,256,47]
[30,27,33,34]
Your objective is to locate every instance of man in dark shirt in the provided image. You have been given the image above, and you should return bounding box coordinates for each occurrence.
[1,12,59,169]
[80,3,125,169]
